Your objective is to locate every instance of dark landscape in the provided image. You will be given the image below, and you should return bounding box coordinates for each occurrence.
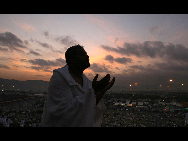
[0,88,188,127]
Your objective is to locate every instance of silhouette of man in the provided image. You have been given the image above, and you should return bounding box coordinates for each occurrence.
[41,44,115,127]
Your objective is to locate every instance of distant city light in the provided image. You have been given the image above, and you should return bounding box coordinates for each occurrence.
[12,86,14,87]
[182,84,184,86]
[170,79,173,82]
[130,85,132,87]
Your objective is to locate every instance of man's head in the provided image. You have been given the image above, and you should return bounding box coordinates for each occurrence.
[65,44,90,71]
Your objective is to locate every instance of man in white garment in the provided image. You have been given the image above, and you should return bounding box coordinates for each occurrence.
[41,44,115,127]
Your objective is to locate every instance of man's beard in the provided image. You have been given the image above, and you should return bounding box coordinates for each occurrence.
[77,62,90,71]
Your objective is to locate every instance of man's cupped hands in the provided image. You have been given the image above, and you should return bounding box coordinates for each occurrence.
[92,74,115,95]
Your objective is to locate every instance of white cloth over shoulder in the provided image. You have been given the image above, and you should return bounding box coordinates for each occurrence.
[41,65,105,127]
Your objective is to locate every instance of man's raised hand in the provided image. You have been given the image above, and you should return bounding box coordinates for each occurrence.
[92,74,115,105]
[92,74,111,94]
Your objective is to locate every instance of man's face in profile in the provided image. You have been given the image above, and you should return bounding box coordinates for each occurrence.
[71,48,90,70]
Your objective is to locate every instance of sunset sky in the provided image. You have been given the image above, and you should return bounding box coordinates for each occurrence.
[1,14,188,88]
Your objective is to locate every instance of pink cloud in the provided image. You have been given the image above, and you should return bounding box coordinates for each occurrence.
[14,20,36,33]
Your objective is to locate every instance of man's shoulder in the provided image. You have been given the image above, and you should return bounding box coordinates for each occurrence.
[49,66,71,87]
[53,65,68,73]
[53,65,69,78]
[52,65,79,86]
[50,65,68,82]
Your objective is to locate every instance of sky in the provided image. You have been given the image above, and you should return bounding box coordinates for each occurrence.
[1,14,188,89]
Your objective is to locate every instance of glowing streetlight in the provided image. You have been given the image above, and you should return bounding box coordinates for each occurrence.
[169,79,173,89]
[130,85,132,91]
[2,85,4,92]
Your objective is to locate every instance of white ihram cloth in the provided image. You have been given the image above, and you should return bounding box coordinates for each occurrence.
[41,65,105,127]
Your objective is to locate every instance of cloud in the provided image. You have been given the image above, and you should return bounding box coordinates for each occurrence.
[113,68,166,88]
[24,40,29,45]
[111,62,188,89]
[28,58,66,67]
[29,59,52,66]
[101,41,188,62]
[101,40,188,88]
[130,65,146,71]
[14,20,35,33]
[114,57,132,64]
[129,64,157,73]
[163,43,188,62]
[21,23,35,32]
[105,55,114,63]
[115,67,120,70]
[0,31,63,56]
[154,61,188,72]
[101,45,120,54]
[55,58,66,66]
[28,50,42,56]
[150,26,163,35]
[89,63,111,73]
[0,64,10,70]
[55,36,78,47]
[43,31,49,38]
[0,32,28,51]
[20,58,28,62]
[0,47,8,52]
[141,41,165,58]
[30,66,42,71]
[27,58,66,73]
[101,41,165,58]
[42,31,78,47]
[30,66,52,72]
[0,31,29,54]
[31,39,64,54]
[105,55,132,64]
[35,40,53,49]
[36,75,44,77]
